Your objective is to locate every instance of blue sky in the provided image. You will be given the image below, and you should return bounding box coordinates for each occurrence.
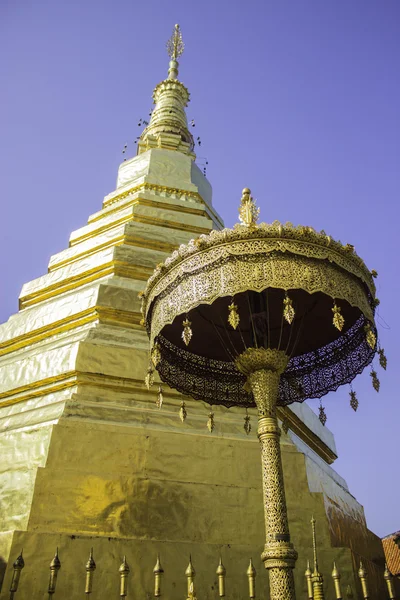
[1,0,399,538]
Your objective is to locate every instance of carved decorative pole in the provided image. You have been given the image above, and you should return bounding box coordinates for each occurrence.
[216,557,226,598]
[305,560,313,599]
[331,562,342,599]
[358,561,369,600]
[119,556,130,598]
[236,348,297,600]
[246,559,256,600]
[9,551,24,599]
[310,517,325,600]
[185,556,196,600]
[85,548,96,596]
[384,563,396,599]
[153,555,164,597]
[48,549,61,598]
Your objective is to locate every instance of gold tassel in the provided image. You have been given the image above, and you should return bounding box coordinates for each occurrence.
[179,401,187,422]
[318,401,327,426]
[156,385,163,409]
[370,369,380,392]
[151,342,161,367]
[378,347,387,370]
[365,323,376,350]
[145,366,154,390]
[283,293,295,324]
[228,299,240,329]
[244,409,251,435]
[207,410,215,433]
[182,318,193,346]
[332,302,345,331]
[349,389,359,412]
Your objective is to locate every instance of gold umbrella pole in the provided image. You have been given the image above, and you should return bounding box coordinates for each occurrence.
[236,348,297,600]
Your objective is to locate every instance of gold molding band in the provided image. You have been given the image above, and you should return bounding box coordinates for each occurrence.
[101,182,203,211]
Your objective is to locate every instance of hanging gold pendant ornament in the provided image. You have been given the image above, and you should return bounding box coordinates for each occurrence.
[365,323,376,350]
[332,301,345,331]
[283,293,295,324]
[151,342,161,367]
[318,401,327,426]
[182,318,193,346]
[378,347,387,370]
[207,409,215,433]
[349,389,359,412]
[179,401,187,422]
[228,299,240,329]
[370,369,380,392]
[145,366,154,390]
[156,385,164,409]
[244,409,251,435]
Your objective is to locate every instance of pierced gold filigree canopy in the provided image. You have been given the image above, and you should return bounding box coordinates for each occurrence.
[141,189,378,408]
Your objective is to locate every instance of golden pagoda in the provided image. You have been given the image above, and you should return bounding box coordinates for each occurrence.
[0,25,391,599]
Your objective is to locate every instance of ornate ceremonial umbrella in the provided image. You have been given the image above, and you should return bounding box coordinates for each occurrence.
[140,188,383,600]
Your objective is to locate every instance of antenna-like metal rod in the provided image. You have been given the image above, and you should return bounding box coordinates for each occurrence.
[48,548,61,599]
[85,548,96,595]
[246,559,256,600]
[119,556,130,598]
[9,550,24,599]
[216,557,226,598]
[153,555,164,597]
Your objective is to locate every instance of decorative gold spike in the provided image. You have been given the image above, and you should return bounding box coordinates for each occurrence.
[378,347,387,370]
[281,418,290,434]
[244,410,251,435]
[85,548,96,595]
[331,562,342,599]
[156,385,163,409]
[145,367,154,390]
[9,550,24,597]
[228,299,240,329]
[153,555,164,597]
[384,563,396,599]
[239,188,260,228]
[365,324,376,350]
[179,401,187,422]
[305,560,313,599]
[332,302,345,331]
[349,389,359,412]
[345,584,354,598]
[48,548,61,596]
[370,369,380,392]
[216,557,226,598]
[283,293,295,324]
[151,342,162,367]
[310,517,325,599]
[207,410,215,433]
[119,556,130,598]
[182,318,193,346]
[318,402,327,426]
[358,560,369,600]
[185,556,196,600]
[166,24,184,61]
[246,559,256,600]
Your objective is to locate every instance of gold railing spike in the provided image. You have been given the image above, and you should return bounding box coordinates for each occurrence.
[216,556,226,598]
[384,563,396,599]
[246,558,256,600]
[85,548,96,595]
[358,560,369,599]
[153,554,164,597]
[305,559,313,599]
[48,548,61,597]
[185,555,196,599]
[119,556,130,598]
[9,550,25,598]
[331,561,342,599]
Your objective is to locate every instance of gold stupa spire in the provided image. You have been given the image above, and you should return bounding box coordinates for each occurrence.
[167,24,184,79]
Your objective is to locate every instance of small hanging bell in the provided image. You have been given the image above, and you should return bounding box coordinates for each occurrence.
[145,366,154,390]
[244,410,251,435]
[182,318,193,346]
[283,293,295,324]
[378,347,387,370]
[332,302,345,331]
[318,402,327,426]
[370,369,380,392]
[207,410,215,433]
[156,385,163,409]
[179,401,187,422]
[349,389,359,412]
[151,342,161,367]
[228,299,240,329]
[365,323,376,350]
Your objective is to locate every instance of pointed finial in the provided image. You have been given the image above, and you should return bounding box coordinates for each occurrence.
[216,556,226,597]
[153,554,164,597]
[384,563,396,599]
[85,548,96,594]
[311,516,318,573]
[305,560,313,599]
[238,188,260,228]
[119,556,130,598]
[246,559,256,599]
[48,548,61,595]
[9,550,25,596]
[185,556,196,599]
[332,562,342,599]
[166,24,184,79]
